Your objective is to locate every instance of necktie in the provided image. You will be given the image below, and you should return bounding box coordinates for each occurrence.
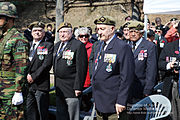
[56,42,64,56]
[94,41,106,70]
[132,42,136,52]
[29,43,36,57]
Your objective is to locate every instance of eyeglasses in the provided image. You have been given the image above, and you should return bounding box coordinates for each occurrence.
[79,35,89,38]
[155,30,161,33]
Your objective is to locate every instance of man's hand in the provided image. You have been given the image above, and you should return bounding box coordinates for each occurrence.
[27,74,34,84]
[115,104,126,117]
[75,90,81,97]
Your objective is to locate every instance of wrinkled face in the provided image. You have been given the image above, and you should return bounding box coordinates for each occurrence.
[59,28,72,42]
[78,34,89,43]
[96,24,115,42]
[129,29,142,42]
[31,27,45,41]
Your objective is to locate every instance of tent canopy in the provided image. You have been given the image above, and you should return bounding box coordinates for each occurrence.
[143,0,180,14]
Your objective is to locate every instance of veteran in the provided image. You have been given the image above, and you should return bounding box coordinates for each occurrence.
[26,21,53,120]
[91,16,135,120]
[127,21,158,120]
[53,22,88,120]
[0,2,29,119]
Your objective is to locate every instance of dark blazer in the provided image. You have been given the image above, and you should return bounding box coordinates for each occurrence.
[130,38,158,101]
[28,39,53,91]
[89,40,100,78]
[91,36,135,113]
[53,37,88,98]
[158,40,179,98]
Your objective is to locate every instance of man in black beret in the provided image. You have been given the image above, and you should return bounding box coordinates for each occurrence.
[26,21,54,120]
[159,21,180,120]
[54,22,88,120]
[91,16,135,120]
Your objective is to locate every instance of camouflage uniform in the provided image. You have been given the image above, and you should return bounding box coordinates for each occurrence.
[0,2,29,120]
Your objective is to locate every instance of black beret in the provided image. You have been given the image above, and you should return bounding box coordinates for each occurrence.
[170,18,178,21]
[28,21,45,30]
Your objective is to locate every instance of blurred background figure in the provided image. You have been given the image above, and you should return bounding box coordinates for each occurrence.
[165,18,179,42]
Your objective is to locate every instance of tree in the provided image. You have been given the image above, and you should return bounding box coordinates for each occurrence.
[55,0,64,43]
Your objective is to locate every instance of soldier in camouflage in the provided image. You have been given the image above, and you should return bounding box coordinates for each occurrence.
[0,2,29,120]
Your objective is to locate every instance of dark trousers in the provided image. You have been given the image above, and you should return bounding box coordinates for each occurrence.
[26,88,49,120]
[170,81,180,120]
[96,110,129,120]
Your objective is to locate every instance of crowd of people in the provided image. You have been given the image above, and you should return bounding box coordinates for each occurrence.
[0,1,180,120]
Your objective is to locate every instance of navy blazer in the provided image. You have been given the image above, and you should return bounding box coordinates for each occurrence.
[91,36,135,113]
[130,38,158,101]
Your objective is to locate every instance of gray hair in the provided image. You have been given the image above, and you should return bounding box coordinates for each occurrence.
[77,27,90,37]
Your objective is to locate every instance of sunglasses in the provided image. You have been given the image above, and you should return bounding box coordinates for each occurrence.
[79,35,89,38]
[155,30,161,33]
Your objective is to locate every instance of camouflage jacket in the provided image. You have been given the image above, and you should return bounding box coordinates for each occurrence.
[0,27,29,99]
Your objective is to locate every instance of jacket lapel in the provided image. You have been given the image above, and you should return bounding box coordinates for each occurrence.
[133,39,145,59]
[93,38,115,76]
[56,39,73,61]
[30,39,45,66]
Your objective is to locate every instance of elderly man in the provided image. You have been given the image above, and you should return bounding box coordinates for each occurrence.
[53,22,88,120]
[26,21,53,120]
[91,16,135,120]
[127,21,158,120]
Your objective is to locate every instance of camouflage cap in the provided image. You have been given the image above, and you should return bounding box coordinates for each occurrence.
[127,21,144,30]
[0,2,18,18]
[28,21,45,30]
[57,22,72,32]
[94,16,116,26]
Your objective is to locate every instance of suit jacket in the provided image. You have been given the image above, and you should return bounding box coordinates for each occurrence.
[91,36,135,113]
[130,38,158,101]
[53,37,88,98]
[28,39,53,91]
[158,40,179,98]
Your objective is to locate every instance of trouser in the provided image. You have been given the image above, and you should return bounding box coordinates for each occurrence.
[26,88,49,120]
[56,88,80,120]
[170,81,180,120]
[96,110,129,120]
[0,99,24,120]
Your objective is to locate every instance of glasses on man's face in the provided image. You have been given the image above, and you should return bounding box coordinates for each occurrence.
[155,30,161,33]
[79,34,89,38]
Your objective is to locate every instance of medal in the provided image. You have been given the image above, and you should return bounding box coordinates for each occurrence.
[39,55,44,60]
[106,63,112,72]
[67,60,72,66]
